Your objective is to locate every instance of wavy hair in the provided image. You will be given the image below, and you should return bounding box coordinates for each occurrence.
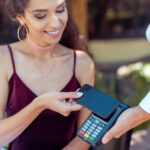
[5,0,89,52]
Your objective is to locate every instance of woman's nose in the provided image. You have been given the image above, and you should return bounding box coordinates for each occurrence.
[48,14,61,29]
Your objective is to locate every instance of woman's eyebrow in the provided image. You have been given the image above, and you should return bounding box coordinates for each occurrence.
[32,9,48,13]
[32,1,66,13]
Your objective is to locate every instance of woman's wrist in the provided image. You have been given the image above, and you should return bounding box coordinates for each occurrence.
[32,97,47,113]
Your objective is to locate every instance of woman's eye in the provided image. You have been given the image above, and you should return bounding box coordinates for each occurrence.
[35,15,46,19]
[56,6,66,13]
[56,9,65,13]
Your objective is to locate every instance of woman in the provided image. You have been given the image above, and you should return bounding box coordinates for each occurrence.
[0,0,95,149]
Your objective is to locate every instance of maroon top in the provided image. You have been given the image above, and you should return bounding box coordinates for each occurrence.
[6,45,81,150]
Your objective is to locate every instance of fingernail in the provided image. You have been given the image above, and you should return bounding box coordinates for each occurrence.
[77,92,83,97]
[103,137,108,144]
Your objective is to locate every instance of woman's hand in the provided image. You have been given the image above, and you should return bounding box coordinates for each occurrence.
[102,106,150,144]
[35,91,83,116]
[0,91,83,147]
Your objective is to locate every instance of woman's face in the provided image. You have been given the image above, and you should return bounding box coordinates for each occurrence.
[17,0,68,46]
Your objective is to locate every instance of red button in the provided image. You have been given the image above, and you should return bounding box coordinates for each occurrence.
[80,130,84,135]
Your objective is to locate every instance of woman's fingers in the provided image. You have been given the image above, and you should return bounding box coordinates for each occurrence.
[76,88,81,92]
[68,98,73,103]
[70,102,82,111]
[40,91,83,116]
[61,100,82,113]
[58,92,83,100]
[55,98,82,116]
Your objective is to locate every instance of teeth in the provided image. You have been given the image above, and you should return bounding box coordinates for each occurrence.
[47,30,60,36]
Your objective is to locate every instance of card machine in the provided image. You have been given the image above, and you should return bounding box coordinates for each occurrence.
[74,84,129,147]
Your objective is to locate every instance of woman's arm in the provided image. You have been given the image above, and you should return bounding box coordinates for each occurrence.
[0,89,83,148]
[63,51,95,150]
[0,52,83,148]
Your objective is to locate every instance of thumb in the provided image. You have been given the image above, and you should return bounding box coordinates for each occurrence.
[58,92,83,100]
[102,127,116,144]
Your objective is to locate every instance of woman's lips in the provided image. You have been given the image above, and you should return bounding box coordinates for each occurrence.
[44,29,62,38]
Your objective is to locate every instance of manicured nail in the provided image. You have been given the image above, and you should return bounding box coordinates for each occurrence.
[77,92,83,97]
[103,137,108,144]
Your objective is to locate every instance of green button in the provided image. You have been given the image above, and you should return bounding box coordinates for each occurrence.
[89,136,94,141]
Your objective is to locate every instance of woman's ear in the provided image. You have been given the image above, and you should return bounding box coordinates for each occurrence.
[16,14,25,25]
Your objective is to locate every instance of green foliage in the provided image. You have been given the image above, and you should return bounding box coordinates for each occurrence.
[94,71,117,97]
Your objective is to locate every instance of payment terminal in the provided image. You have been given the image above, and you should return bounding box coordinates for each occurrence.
[74,84,128,147]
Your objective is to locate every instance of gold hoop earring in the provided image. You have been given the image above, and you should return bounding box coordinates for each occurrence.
[17,24,29,41]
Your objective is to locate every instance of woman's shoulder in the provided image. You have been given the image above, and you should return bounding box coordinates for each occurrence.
[0,45,10,62]
[0,44,9,52]
[0,45,12,79]
[58,44,95,68]
[59,45,92,63]
[0,42,22,59]
[0,44,15,69]
[62,45,95,74]
[75,50,95,85]
[75,50,94,68]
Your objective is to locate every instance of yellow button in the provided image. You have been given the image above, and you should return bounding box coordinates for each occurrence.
[84,133,89,138]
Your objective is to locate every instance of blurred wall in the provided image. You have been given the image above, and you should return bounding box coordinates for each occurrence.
[69,0,88,36]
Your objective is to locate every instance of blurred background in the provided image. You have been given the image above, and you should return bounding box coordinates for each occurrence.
[1,0,150,149]
[70,0,150,133]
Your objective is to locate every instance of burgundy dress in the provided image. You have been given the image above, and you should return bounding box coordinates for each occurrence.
[6,45,81,150]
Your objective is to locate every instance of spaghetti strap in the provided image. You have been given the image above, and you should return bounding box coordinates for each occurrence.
[73,49,76,75]
[7,44,16,73]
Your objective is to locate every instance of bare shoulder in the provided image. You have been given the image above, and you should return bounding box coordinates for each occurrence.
[0,45,12,79]
[0,45,9,54]
[76,50,94,66]
[0,45,10,66]
[75,50,95,86]
[0,45,12,119]
[75,50,95,73]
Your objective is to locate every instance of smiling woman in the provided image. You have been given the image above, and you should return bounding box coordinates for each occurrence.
[0,0,95,150]
[5,0,87,51]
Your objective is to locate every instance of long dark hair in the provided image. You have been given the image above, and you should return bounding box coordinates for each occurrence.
[5,0,89,53]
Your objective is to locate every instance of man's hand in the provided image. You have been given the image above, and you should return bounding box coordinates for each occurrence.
[102,106,150,144]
